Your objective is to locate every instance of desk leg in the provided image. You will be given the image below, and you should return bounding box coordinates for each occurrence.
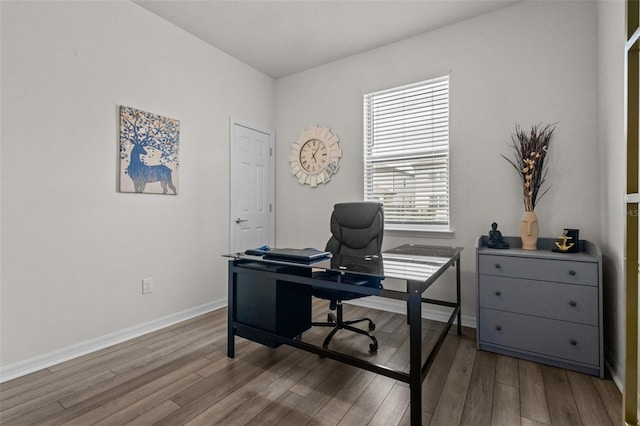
[227,267,235,358]
[456,258,462,336]
[408,280,422,425]
[406,292,410,324]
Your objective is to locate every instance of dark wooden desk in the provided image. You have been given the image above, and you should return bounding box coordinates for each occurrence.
[226,244,463,425]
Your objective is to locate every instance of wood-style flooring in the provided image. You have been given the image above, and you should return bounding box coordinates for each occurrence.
[0,299,621,425]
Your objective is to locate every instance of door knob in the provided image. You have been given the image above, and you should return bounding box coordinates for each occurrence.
[235,218,248,224]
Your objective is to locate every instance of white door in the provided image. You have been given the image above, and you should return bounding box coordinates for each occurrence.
[229,119,275,253]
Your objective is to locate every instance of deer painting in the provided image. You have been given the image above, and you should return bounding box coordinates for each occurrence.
[119,106,180,195]
[128,143,177,194]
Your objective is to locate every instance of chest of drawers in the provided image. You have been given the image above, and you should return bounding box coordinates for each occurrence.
[476,236,603,378]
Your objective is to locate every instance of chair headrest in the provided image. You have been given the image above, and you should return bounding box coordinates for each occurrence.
[326,202,384,255]
[332,202,384,228]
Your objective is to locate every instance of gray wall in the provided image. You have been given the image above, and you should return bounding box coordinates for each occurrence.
[1,1,275,366]
[597,0,626,383]
[274,0,612,367]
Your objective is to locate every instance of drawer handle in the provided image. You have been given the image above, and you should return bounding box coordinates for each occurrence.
[495,291,502,296]
[569,300,577,307]
[495,264,501,269]
[569,270,576,276]
[570,339,577,346]
[495,325,502,331]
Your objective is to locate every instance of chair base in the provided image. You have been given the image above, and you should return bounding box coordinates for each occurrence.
[312,302,379,353]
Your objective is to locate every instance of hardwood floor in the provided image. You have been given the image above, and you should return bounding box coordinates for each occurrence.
[0,299,621,425]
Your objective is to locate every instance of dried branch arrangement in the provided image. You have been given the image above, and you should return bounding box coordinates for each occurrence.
[501,123,556,211]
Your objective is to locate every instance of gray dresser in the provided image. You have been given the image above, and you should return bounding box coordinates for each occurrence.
[476,236,604,378]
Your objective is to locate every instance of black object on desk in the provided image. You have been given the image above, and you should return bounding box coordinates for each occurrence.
[262,247,331,263]
[244,245,270,256]
[226,243,463,426]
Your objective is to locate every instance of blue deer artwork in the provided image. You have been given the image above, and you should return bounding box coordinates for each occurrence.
[119,106,179,194]
[127,143,177,194]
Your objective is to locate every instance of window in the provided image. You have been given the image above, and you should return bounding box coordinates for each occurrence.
[364,76,450,231]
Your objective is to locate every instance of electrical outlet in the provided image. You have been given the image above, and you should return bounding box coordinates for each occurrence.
[142,277,153,295]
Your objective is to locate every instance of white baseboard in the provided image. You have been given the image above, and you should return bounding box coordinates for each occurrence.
[349,298,628,389]
[2,296,457,383]
[345,296,476,329]
[605,357,624,392]
[4,296,620,391]
[0,299,226,383]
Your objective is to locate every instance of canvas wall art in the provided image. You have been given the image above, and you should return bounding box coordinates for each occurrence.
[119,106,180,195]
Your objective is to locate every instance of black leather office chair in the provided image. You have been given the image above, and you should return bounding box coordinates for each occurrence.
[312,201,384,353]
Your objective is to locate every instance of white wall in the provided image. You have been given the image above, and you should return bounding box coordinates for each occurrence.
[275,1,600,327]
[0,1,274,366]
[597,0,627,383]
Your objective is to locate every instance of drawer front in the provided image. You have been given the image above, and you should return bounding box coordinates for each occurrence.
[478,275,599,325]
[478,254,598,286]
[479,308,599,366]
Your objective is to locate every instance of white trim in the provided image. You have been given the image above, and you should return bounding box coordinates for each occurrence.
[345,296,476,329]
[606,358,624,393]
[350,297,623,385]
[385,229,455,239]
[4,295,614,388]
[349,297,624,384]
[625,193,640,203]
[0,299,226,383]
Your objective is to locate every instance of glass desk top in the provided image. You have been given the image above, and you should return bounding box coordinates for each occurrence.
[226,244,463,283]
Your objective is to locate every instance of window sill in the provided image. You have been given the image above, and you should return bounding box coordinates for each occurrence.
[385,228,455,239]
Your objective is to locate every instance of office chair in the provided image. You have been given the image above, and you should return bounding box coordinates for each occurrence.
[312,201,384,353]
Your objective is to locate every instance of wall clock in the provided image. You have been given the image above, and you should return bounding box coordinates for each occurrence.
[289,125,341,187]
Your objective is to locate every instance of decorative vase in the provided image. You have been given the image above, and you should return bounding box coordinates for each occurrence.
[520,210,539,250]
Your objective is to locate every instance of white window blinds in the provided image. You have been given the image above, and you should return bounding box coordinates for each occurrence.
[364,76,450,230]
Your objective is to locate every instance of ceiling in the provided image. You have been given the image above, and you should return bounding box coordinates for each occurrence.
[134,0,519,79]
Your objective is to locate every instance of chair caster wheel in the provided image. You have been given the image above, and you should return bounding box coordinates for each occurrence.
[369,343,378,353]
[368,322,375,331]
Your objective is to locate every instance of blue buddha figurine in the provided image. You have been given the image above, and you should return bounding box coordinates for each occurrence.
[487,222,509,249]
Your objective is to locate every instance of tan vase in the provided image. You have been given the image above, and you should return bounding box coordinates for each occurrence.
[520,210,539,250]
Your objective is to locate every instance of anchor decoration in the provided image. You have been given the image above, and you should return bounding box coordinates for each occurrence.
[553,228,580,253]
